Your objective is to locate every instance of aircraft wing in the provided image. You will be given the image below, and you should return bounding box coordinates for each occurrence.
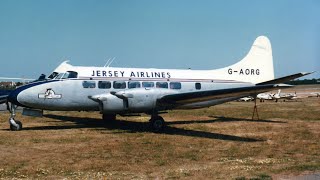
[257,72,313,85]
[158,84,291,105]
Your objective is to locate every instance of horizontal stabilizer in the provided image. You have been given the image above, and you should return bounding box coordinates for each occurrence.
[257,72,313,85]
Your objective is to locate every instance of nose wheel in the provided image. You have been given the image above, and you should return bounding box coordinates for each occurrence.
[9,118,22,131]
[6,102,23,131]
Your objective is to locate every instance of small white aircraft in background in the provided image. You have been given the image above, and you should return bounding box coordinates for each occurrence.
[4,36,311,131]
[257,89,295,102]
[309,92,320,98]
[272,89,297,102]
[257,92,273,102]
[238,96,254,102]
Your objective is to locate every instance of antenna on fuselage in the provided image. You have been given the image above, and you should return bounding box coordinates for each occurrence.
[104,58,112,67]
[106,57,116,67]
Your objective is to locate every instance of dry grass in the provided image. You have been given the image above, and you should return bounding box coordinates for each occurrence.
[0,85,319,179]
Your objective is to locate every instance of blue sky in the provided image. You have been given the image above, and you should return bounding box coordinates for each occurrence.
[0,0,319,79]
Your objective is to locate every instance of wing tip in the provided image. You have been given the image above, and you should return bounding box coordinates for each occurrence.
[300,72,312,75]
[273,84,293,88]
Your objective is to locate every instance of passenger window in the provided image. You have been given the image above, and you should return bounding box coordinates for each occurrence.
[195,83,201,90]
[128,81,141,89]
[156,82,168,88]
[169,82,181,89]
[83,81,96,88]
[142,82,154,88]
[98,81,111,89]
[113,81,126,89]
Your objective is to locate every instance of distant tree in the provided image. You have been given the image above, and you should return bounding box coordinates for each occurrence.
[16,82,23,87]
[287,78,320,85]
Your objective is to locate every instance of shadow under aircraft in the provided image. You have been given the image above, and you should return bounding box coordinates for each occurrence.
[10,114,269,143]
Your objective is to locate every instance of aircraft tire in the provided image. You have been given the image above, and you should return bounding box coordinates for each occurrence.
[10,120,22,131]
[150,116,165,132]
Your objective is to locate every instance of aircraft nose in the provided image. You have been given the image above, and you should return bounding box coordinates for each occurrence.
[7,89,20,105]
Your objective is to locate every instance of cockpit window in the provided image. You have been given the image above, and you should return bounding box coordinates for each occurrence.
[52,71,78,80]
[48,72,59,79]
[62,71,78,79]
[67,71,78,78]
[62,73,69,79]
[55,73,64,79]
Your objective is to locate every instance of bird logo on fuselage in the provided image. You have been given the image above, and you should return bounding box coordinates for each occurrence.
[38,88,62,99]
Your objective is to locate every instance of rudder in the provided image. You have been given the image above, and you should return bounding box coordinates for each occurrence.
[216,36,275,84]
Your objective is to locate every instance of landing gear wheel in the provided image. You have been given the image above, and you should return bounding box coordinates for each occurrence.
[150,116,165,132]
[10,120,22,131]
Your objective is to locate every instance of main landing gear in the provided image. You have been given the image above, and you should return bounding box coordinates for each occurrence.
[101,113,166,132]
[6,102,22,131]
[149,115,165,132]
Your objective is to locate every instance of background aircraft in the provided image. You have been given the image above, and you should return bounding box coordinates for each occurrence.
[309,92,320,98]
[238,96,254,102]
[257,92,274,102]
[272,89,296,102]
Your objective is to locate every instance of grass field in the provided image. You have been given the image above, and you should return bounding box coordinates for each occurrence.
[0,85,319,179]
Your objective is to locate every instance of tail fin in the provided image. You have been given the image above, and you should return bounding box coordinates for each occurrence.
[216,36,275,84]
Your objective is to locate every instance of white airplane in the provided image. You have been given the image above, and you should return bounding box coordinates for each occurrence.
[309,92,320,98]
[238,96,254,102]
[5,36,311,131]
[272,89,297,102]
[257,92,273,102]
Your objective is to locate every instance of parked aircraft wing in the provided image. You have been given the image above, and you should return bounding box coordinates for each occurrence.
[257,72,313,85]
[158,84,292,105]
[0,90,13,104]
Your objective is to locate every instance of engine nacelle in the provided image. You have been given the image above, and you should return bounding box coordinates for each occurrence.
[91,88,174,114]
[101,93,125,113]
[126,88,158,112]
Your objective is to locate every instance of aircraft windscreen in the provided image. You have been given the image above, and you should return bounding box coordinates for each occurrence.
[66,71,78,78]
[54,71,78,79]
[62,71,78,79]
[55,73,64,79]
[48,72,59,79]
